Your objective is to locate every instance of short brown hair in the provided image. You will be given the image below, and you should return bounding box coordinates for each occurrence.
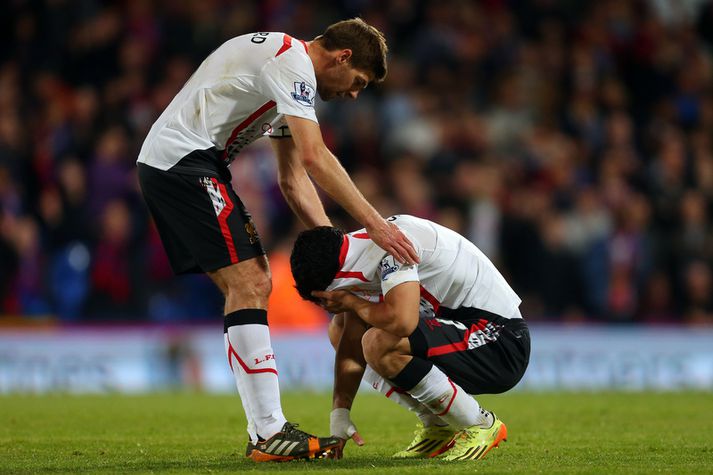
[316,18,388,83]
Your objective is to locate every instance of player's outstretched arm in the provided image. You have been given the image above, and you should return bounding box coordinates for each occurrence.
[333,311,368,410]
[284,115,419,265]
[330,311,367,458]
[270,136,331,228]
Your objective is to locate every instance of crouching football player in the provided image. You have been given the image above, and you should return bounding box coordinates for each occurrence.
[290,215,530,461]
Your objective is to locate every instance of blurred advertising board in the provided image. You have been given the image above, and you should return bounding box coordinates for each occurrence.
[0,325,711,393]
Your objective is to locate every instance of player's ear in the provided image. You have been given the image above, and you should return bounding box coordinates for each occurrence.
[336,49,353,65]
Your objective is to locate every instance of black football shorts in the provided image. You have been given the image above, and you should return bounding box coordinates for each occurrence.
[138,163,265,274]
[408,308,530,395]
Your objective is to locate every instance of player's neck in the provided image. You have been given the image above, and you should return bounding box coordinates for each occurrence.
[306,40,328,75]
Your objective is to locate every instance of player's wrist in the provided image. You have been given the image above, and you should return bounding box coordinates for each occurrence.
[330,408,356,439]
[332,394,353,411]
[341,293,361,310]
[361,210,384,230]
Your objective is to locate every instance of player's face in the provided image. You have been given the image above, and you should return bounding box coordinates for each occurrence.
[317,54,371,101]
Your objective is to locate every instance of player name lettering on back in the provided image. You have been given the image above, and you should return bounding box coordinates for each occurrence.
[250,32,270,44]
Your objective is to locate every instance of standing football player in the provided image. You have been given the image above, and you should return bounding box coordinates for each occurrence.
[137,19,418,462]
[290,215,530,461]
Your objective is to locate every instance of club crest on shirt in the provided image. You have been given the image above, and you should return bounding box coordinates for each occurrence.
[380,256,400,281]
[291,81,315,107]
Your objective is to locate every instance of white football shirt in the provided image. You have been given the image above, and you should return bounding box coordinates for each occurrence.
[326,215,523,320]
[137,32,318,170]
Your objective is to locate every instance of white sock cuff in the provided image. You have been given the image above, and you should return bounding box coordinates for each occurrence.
[363,365,381,387]
[410,365,449,400]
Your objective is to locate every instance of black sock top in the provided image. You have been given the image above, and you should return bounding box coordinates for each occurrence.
[224,308,268,332]
[390,357,433,392]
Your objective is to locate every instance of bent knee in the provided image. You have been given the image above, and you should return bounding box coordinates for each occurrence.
[251,271,273,297]
[245,273,272,297]
[224,269,272,302]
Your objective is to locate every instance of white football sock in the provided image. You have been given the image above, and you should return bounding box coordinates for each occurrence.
[223,334,257,441]
[407,365,488,430]
[363,365,446,427]
[225,323,287,441]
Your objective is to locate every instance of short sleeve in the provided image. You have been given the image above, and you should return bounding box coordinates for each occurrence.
[379,255,420,296]
[260,52,319,124]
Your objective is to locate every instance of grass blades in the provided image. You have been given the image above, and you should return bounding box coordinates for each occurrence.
[1,391,712,474]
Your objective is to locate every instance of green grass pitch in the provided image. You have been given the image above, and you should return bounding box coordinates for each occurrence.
[1,391,712,474]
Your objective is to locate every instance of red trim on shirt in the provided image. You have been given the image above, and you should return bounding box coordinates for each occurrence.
[352,232,370,239]
[335,271,369,282]
[338,235,349,268]
[335,233,368,281]
[222,100,276,162]
[275,34,293,57]
[299,39,309,53]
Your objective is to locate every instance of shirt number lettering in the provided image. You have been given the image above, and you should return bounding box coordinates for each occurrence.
[251,32,270,44]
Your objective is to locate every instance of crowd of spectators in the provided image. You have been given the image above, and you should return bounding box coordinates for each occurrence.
[1,0,712,325]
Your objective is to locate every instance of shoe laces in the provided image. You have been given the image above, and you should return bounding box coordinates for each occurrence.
[282,422,313,441]
[452,426,481,447]
[445,429,479,457]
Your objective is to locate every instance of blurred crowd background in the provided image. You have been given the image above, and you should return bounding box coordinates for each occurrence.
[0,0,712,326]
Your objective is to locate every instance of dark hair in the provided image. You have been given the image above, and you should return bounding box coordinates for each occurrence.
[316,18,388,83]
[290,226,344,302]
